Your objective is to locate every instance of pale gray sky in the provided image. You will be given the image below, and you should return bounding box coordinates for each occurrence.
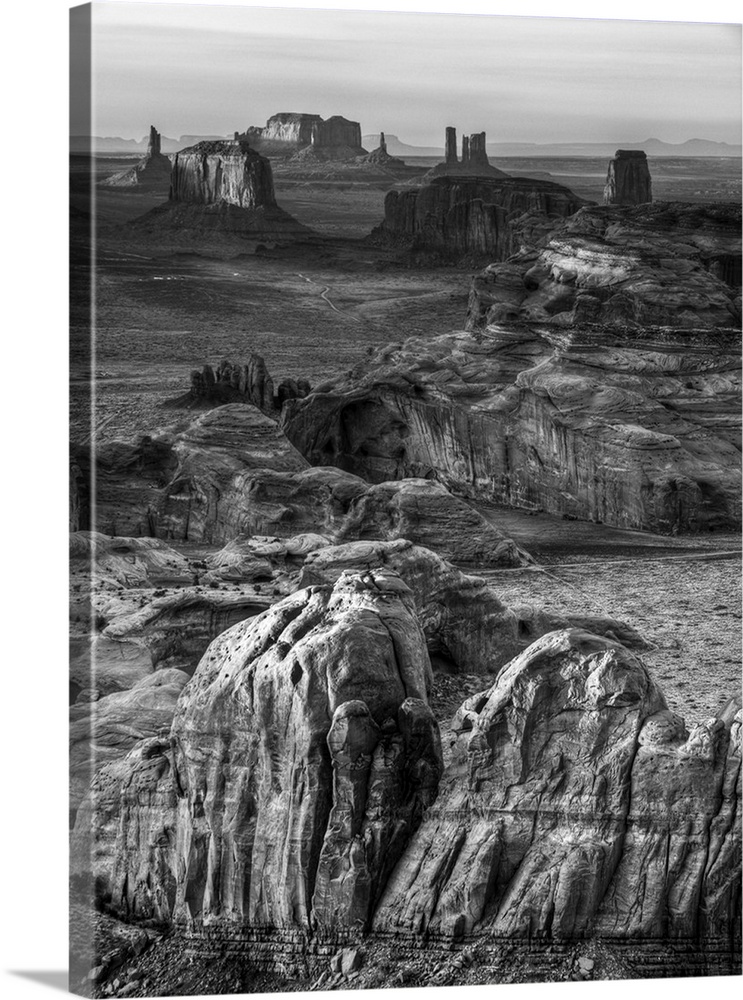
[84,1,742,145]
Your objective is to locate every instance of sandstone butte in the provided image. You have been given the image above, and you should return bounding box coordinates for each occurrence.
[132,139,311,238]
[71,572,741,974]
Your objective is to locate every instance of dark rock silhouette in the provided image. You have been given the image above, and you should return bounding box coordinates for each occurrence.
[604,149,652,205]
[173,355,311,414]
[101,125,172,191]
[427,126,508,180]
[373,174,590,260]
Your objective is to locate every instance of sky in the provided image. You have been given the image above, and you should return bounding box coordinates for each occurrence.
[80,0,743,146]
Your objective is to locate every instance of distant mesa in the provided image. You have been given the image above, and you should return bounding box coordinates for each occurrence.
[100,125,172,191]
[603,149,652,206]
[236,112,367,161]
[424,126,509,180]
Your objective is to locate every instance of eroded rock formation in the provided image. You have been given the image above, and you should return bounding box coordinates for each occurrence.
[173,357,311,414]
[468,202,741,328]
[281,325,741,534]
[75,571,443,934]
[374,174,590,260]
[429,126,507,180]
[102,125,172,191]
[373,629,740,946]
[169,140,276,208]
[73,608,740,966]
[603,149,652,206]
[133,139,311,237]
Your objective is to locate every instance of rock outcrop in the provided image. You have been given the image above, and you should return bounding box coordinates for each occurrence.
[79,399,526,564]
[75,571,442,934]
[239,113,366,160]
[426,126,507,180]
[603,149,652,206]
[281,325,741,534]
[167,357,311,414]
[373,629,740,947]
[468,202,741,328]
[74,612,740,968]
[169,140,276,208]
[69,668,190,819]
[374,174,590,260]
[355,132,407,170]
[101,125,172,191]
[133,139,311,237]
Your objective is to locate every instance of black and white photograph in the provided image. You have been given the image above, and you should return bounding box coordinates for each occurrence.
[12,0,743,997]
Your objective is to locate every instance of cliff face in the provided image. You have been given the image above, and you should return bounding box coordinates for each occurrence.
[239,112,365,159]
[468,202,741,328]
[169,140,276,208]
[604,149,652,206]
[281,324,742,534]
[74,602,740,963]
[375,175,590,259]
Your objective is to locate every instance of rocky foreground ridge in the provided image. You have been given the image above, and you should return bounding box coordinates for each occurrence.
[72,573,741,975]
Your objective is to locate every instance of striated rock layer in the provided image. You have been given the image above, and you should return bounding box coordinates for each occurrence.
[169,140,276,208]
[74,587,740,969]
[281,324,741,534]
[470,202,741,329]
[374,174,590,260]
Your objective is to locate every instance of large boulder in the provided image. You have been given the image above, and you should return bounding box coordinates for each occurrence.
[373,630,741,944]
[74,571,442,935]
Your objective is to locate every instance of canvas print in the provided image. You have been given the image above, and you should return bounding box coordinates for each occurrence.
[69,2,742,996]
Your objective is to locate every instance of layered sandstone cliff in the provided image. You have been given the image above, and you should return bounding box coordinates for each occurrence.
[468,202,741,328]
[281,324,741,534]
[374,174,590,260]
[169,140,276,208]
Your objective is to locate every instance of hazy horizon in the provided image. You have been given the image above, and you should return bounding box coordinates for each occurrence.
[81,3,742,146]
